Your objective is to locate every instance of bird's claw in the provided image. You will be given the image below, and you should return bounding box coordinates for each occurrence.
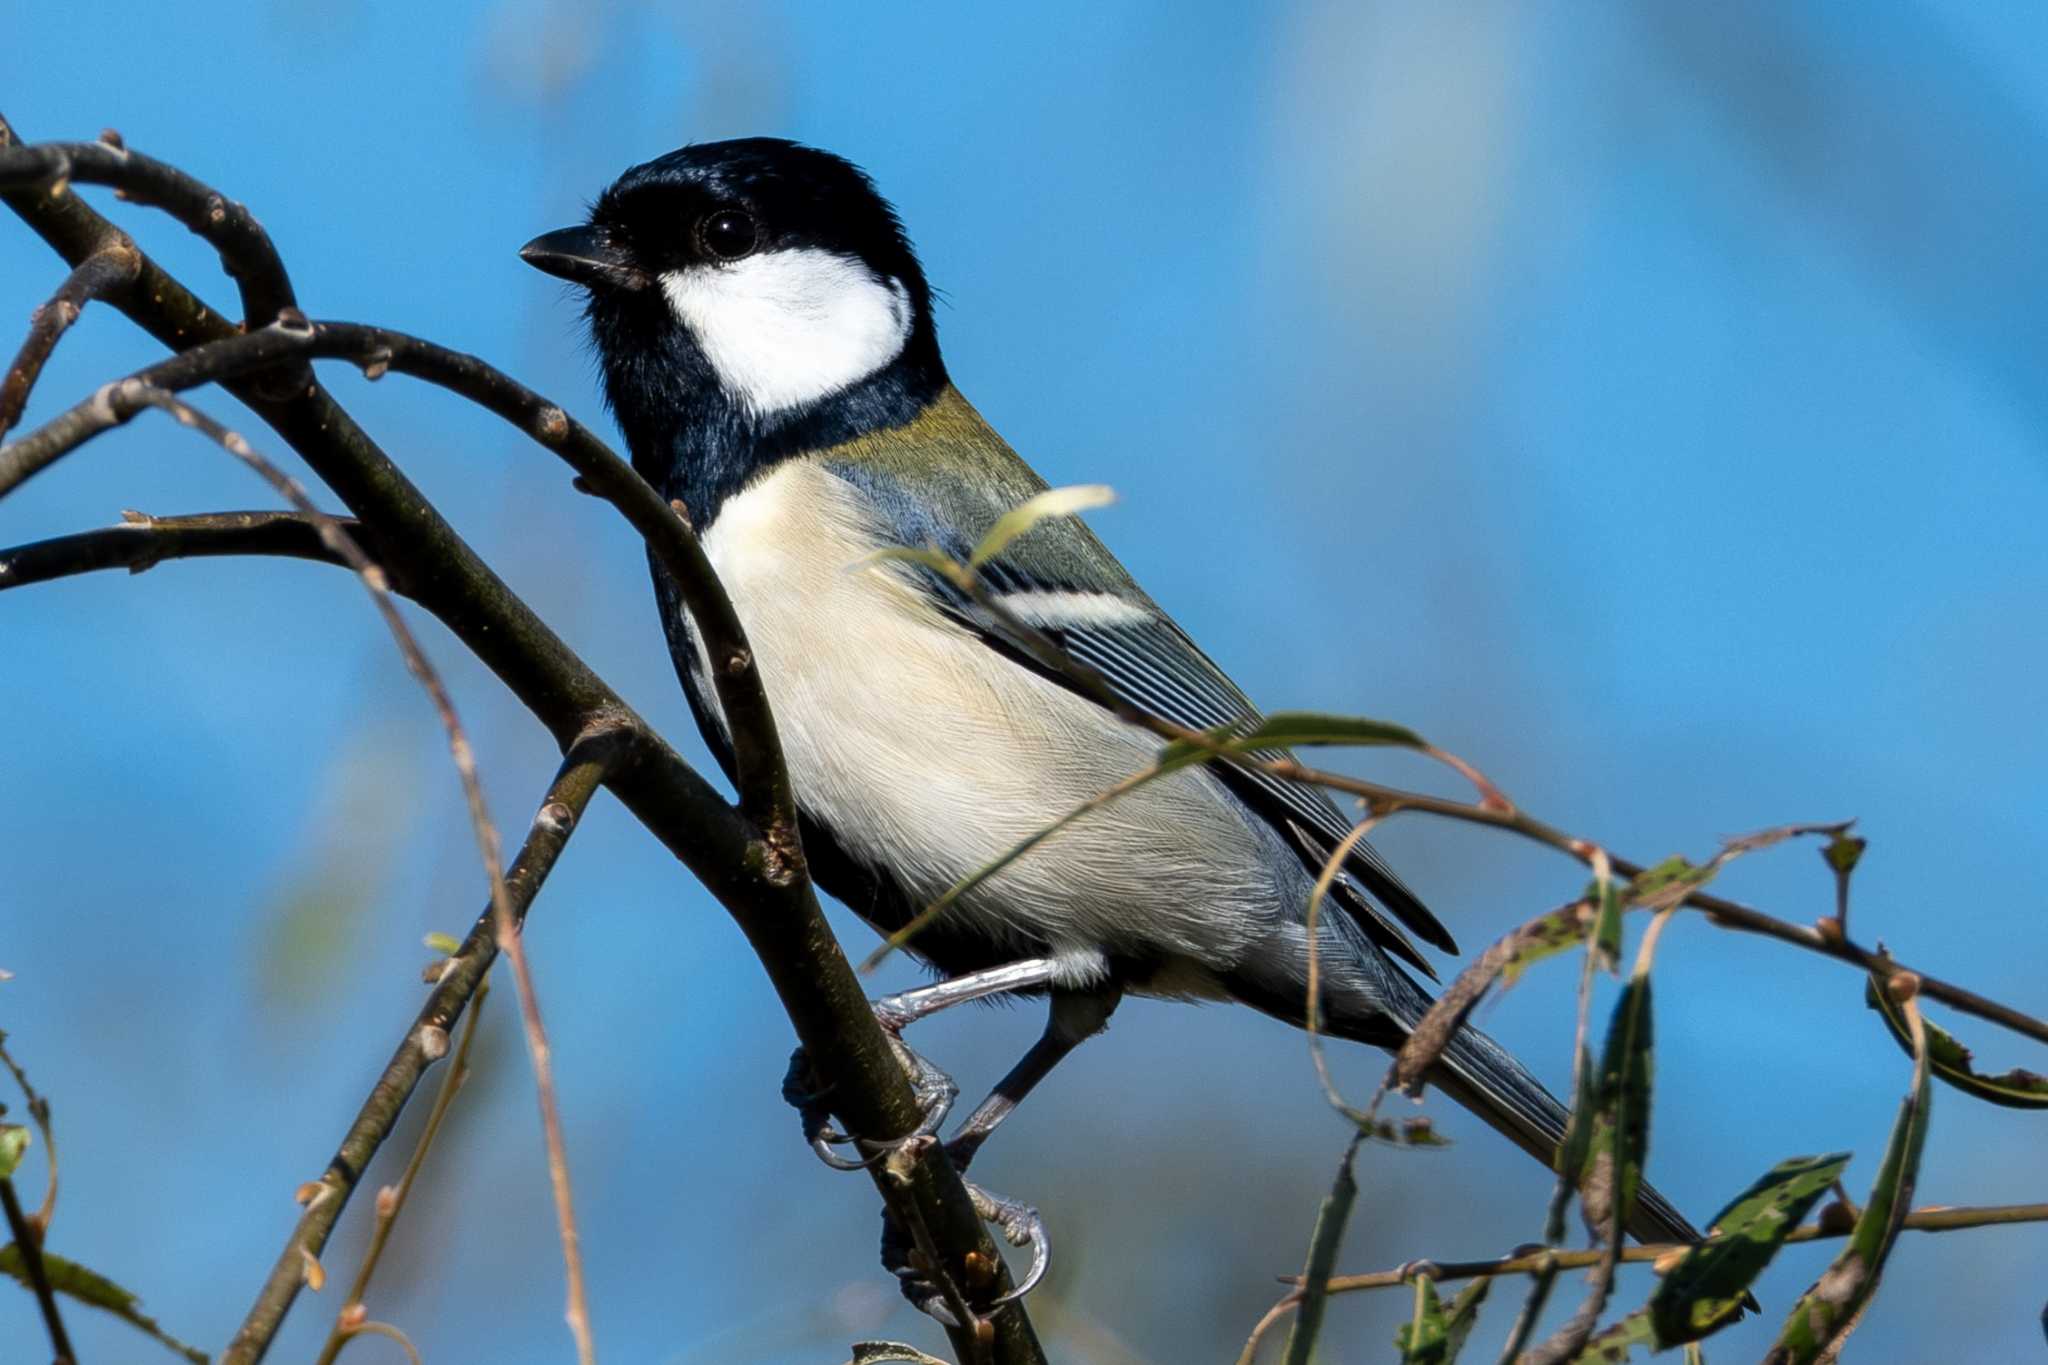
[881,1174,1051,1318]
[970,1180,1050,1306]
[783,1029,960,1171]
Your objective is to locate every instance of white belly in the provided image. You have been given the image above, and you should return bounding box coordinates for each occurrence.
[689,460,1280,983]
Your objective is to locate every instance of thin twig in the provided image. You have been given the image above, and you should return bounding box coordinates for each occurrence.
[0,1033,58,1230]
[313,974,493,1365]
[1282,1203,2048,1295]
[0,238,140,434]
[0,1176,74,1363]
[116,383,597,1364]
[225,740,615,1365]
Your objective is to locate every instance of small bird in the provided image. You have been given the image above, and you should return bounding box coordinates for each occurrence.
[522,138,1703,1294]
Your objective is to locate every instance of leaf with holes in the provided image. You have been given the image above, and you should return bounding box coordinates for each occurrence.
[1767,1025,1933,1361]
[1647,1152,1848,1345]
[1578,974,1656,1241]
[1864,977,2048,1108]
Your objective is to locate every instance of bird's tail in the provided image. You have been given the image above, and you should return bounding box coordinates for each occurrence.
[1416,1017,1701,1246]
[1229,925,1703,1246]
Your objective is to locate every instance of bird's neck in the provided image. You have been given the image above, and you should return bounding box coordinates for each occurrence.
[599,309,948,530]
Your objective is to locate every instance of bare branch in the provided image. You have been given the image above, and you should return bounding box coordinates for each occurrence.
[225,735,618,1365]
[2,115,1047,1361]
[0,509,368,589]
[0,1175,74,1364]
[0,239,139,435]
[1284,1202,2048,1296]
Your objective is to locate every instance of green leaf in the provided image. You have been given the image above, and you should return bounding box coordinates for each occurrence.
[1156,710,1427,773]
[1546,1043,1598,1245]
[1864,977,2048,1108]
[0,1244,208,1362]
[1591,876,1625,976]
[1768,1017,1934,1362]
[1570,1308,1656,1362]
[968,483,1116,567]
[1578,975,1656,1242]
[1280,1139,1362,1365]
[1622,856,1706,911]
[1821,831,1867,877]
[0,1124,25,1179]
[851,543,967,580]
[1647,1153,1849,1346]
[1501,903,1594,987]
[1395,1274,1490,1364]
[422,931,462,955]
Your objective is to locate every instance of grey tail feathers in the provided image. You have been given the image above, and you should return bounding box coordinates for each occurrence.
[1419,1018,1701,1246]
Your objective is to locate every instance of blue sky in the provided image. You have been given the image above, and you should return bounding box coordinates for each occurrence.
[4,3,2045,1361]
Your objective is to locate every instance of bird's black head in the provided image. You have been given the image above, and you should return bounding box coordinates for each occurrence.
[522,138,947,522]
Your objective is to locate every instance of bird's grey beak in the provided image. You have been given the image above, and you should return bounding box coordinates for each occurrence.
[519,225,650,291]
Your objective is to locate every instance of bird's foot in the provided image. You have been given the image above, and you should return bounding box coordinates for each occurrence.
[782,1024,960,1170]
[881,1171,1051,1321]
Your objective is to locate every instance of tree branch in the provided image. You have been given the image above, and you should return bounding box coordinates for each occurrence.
[0,510,372,589]
[3,114,1044,1363]
[225,732,619,1365]
[1284,1202,2048,1296]
[0,237,140,435]
[0,1175,74,1364]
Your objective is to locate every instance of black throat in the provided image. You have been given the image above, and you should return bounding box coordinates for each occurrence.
[590,293,948,529]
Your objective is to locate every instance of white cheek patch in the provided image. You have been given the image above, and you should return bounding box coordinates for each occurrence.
[661,249,912,418]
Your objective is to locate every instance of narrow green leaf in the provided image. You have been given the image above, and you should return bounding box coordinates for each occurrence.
[1578,975,1655,1242]
[968,483,1116,567]
[422,930,462,955]
[1550,1045,1597,1244]
[1156,710,1427,773]
[1622,856,1704,911]
[1280,1138,1362,1365]
[1569,1308,1655,1363]
[1646,1153,1849,1345]
[1219,710,1427,752]
[851,544,968,580]
[1864,977,2048,1108]
[1500,903,1594,987]
[1590,878,1624,976]
[1396,1274,1491,1364]
[1768,1007,1934,1362]
[0,1125,25,1179]
[0,1244,208,1362]
[1395,1274,1448,1363]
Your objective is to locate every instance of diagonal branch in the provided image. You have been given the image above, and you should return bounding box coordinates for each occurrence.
[112,381,596,1364]
[2,113,1046,1364]
[0,237,140,435]
[229,733,620,1364]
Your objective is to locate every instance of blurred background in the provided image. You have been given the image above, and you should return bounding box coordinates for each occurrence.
[4,2,2046,1360]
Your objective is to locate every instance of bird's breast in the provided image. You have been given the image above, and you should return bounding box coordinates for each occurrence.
[686,459,1282,981]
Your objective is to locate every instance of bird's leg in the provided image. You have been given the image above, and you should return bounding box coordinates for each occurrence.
[944,984,1122,1172]
[886,984,1123,1314]
[785,957,1062,1169]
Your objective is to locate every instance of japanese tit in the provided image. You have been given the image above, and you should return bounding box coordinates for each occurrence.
[522,138,1701,1246]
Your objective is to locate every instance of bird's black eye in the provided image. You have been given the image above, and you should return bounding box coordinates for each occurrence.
[697,208,759,262]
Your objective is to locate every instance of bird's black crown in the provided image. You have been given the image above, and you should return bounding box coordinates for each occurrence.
[527,138,948,523]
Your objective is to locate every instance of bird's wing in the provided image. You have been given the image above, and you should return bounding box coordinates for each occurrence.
[818,397,1456,974]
